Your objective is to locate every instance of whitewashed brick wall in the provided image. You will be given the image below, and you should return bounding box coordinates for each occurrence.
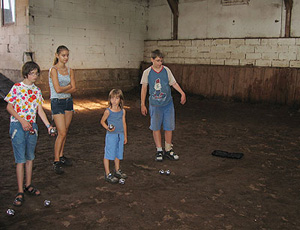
[0,0,29,82]
[144,38,300,68]
[29,0,148,70]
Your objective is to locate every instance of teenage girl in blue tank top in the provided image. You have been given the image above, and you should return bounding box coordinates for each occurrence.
[49,45,76,174]
[100,89,128,183]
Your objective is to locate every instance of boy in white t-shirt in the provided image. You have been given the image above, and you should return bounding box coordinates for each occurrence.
[140,50,186,161]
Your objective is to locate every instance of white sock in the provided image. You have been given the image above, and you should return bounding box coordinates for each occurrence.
[156,147,163,152]
[165,142,172,152]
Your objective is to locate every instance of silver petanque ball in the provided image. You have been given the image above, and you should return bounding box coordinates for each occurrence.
[119,178,125,184]
[159,169,165,175]
[6,208,15,216]
[50,127,57,135]
[108,124,114,130]
[165,169,171,175]
[44,200,51,207]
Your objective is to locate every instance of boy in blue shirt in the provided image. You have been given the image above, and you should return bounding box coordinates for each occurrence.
[140,49,186,161]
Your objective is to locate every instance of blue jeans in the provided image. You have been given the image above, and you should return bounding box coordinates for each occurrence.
[9,122,38,163]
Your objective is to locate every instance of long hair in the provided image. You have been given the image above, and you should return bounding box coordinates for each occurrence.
[53,45,69,65]
[108,89,124,109]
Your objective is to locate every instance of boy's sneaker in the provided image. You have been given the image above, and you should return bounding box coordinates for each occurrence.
[164,149,179,160]
[114,169,128,179]
[155,151,164,162]
[60,156,73,166]
[105,173,119,184]
[53,161,64,174]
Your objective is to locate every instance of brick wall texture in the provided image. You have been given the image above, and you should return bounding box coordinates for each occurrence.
[144,38,300,68]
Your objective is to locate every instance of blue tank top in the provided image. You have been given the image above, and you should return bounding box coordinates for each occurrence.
[107,108,124,134]
[49,67,72,99]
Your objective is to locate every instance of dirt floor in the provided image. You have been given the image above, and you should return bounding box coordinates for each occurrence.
[0,90,299,230]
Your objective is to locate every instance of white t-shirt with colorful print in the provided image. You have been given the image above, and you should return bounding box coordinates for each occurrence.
[4,82,44,123]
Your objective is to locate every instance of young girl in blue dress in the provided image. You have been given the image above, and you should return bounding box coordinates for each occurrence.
[100,89,128,183]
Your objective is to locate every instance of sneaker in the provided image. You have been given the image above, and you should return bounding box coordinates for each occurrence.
[164,149,179,160]
[105,173,119,184]
[114,169,128,179]
[53,161,64,174]
[60,156,73,166]
[155,151,164,162]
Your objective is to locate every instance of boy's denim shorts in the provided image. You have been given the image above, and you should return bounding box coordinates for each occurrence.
[51,97,74,115]
[9,122,38,163]
[149,101,175,131]
[104,133,124,160]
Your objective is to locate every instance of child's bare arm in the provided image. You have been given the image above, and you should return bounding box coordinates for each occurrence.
[6,103,31,131]
[172,83,186,105]
[141,84,148,115]
[37,104,52,133]
[123,109,127,144]
[63,68,76,94]
[100,109,110,131]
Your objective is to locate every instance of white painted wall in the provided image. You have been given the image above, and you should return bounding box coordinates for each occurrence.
[29,0,148,70]
[180,0,284,39]
[147,0,288,40]
[291,0,300,37]
[2,0,300,82]
[147,0,173,40]
[0,0,29,82]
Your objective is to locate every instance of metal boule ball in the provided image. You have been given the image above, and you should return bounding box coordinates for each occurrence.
[119,178,125,184]
[108,124,114,130]
[44,200,51,207]
[50,127,57,135]
[165,169,171,175]
[159,169,164,175]
[6,208,15,216]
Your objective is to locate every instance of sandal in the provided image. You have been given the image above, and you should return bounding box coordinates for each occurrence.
[13,192,25,207]
[24,184,41,196]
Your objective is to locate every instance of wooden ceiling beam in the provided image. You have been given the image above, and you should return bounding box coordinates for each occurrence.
[284,0,293,37]
[167,0,178,40]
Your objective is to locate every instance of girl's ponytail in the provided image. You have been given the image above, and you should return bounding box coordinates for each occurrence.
[53,57,58,65]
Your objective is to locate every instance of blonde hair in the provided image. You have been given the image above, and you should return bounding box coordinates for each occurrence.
[53,45,69,65]
[108,89,124,109]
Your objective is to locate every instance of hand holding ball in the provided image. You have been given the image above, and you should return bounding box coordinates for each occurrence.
[108,124,114,131]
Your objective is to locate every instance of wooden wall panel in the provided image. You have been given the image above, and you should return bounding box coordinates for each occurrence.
[287,69,298,103]
[195,65,208,96]
[214,66,226,98]
[141,62,300,105]
[293,69,300,103]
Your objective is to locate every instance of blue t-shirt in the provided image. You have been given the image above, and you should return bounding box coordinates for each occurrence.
[148,67,172,106]
[106,108,124,134]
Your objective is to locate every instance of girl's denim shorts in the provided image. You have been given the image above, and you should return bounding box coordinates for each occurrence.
[51,97,74,115]
[9,122,38,163]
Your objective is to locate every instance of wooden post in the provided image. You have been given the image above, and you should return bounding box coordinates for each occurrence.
[284,0,293,38]
[167,0,179,40]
